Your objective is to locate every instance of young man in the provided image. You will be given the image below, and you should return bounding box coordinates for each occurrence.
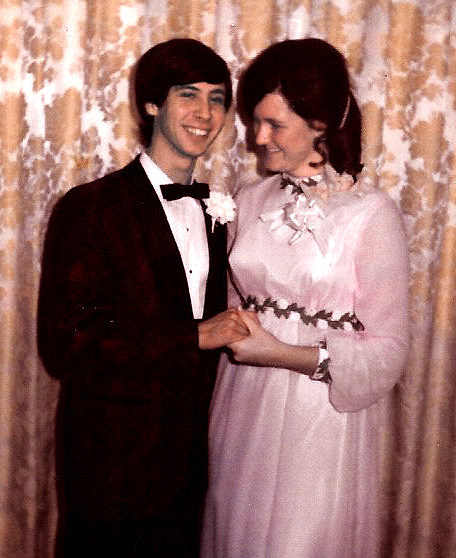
[38,39,248,557]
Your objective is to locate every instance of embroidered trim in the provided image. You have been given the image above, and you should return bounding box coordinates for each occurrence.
[242,295,365,332]
[280,173,324,194]
[310,340,331,383]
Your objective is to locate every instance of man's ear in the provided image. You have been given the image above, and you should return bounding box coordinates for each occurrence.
[145,102,159,116]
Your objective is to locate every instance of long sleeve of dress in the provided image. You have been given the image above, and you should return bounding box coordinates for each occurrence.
[328,193,409,412]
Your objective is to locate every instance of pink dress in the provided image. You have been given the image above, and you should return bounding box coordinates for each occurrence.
[201,169,409,558]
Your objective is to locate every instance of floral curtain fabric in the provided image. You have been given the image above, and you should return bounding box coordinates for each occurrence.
[0,1,455,556]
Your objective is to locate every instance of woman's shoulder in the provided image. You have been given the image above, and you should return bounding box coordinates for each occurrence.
[233,173,280,199]
[331,170,397,211]
[325,175,404,242]
[232,174,282,218]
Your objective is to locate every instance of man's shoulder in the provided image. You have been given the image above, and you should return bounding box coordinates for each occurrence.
[56,156,147,212]
[70,156,143,195]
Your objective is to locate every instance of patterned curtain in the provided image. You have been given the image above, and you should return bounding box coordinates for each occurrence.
[0,1,454,556]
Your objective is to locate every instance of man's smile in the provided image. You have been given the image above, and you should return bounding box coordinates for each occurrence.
[185,126,211,137]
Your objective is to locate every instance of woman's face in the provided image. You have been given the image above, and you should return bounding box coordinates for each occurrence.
[253,92,325,177]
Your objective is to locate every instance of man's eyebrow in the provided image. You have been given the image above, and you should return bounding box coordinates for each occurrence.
[174,84,225,96]
[210,88,226,96]
[174,84,199,91]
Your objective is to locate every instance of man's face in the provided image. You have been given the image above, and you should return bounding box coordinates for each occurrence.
[146,82,227,170]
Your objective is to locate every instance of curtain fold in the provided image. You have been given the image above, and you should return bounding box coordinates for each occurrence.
[0,1,454,557]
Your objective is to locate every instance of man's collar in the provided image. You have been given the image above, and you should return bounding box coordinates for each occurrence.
[139,151,173,187]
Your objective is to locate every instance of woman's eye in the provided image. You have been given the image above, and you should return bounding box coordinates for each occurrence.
[210,96,225,105]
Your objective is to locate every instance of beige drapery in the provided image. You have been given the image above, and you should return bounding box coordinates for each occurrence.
[0,1,455,556]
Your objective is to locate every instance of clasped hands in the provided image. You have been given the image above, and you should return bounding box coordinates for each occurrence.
[198,308,282,367]
[198,308,319,373]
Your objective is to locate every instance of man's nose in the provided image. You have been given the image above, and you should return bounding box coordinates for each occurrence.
[196,97,211,120]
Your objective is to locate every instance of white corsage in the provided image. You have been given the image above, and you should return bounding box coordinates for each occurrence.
[203,191,236,231]
[260,192,326,246]
[260,167,354,252]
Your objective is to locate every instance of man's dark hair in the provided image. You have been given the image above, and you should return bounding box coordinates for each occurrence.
[135,38,232,146]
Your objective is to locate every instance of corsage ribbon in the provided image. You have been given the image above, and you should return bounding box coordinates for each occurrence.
[260,168,354,254]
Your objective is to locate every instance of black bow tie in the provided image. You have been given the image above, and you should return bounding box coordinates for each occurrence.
[160,180,210,201]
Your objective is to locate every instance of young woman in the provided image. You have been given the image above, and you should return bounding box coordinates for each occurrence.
[202,38,409,558]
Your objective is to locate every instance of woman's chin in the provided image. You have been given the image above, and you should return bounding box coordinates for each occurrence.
[261,160,283,174]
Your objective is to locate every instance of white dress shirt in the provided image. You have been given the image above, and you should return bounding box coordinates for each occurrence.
[139,151,209,319]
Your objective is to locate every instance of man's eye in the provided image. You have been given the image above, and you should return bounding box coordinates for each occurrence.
[180,91,196,98]
[210,95,225,105]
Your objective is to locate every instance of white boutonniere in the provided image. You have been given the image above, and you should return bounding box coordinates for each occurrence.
[204,191,236,231]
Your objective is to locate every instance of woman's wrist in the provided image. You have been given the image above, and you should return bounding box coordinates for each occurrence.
[308,340,332,383]
[265,342,319,375]
[270,341,331,383]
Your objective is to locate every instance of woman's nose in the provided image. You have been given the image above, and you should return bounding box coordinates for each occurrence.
[255,122,270,145]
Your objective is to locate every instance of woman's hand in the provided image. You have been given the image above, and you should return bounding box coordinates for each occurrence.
[228,310,285,367]
[228,310,319,374]
[198,309,250,350]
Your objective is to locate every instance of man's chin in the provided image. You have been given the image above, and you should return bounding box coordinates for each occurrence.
[189,140,217,158]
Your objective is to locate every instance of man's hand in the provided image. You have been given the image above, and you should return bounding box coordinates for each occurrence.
[198,309,250,350]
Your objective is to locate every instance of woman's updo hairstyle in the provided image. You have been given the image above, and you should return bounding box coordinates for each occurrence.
[238,38,363,179]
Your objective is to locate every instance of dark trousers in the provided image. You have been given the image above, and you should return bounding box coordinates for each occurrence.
[60,513,199,557]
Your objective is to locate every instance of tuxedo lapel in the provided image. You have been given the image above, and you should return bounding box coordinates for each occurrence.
[123,158,194,318]
[202,205,228,318]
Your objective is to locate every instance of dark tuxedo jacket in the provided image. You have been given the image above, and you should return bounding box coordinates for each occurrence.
[38,156,227,524]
